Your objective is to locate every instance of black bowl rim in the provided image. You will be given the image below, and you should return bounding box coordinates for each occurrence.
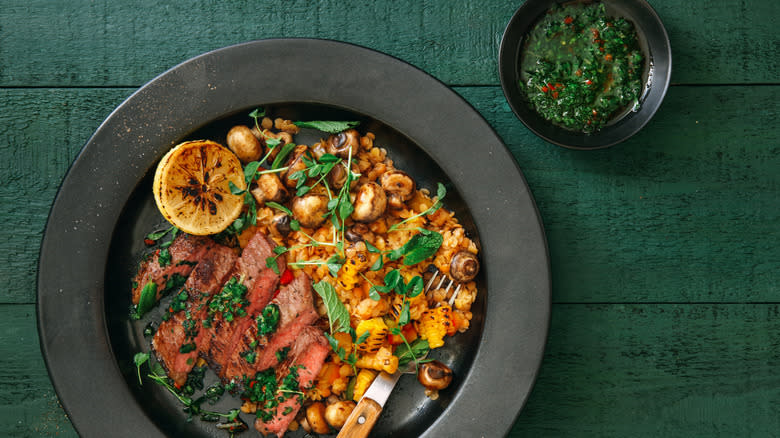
[37,38,551,437]
[499,0,672,149]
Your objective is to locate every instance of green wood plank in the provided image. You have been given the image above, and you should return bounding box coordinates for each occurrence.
[2,85,778,304]
[0,0,777,87]
[510,303,780,437]
[457,85,780,304]
[0,88,133,304]
[0,305,77,437]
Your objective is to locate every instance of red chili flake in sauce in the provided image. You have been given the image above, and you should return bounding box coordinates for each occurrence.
[552,91,559,99]
[563,16,573,24]
[144,238,156,246]
[541,86,549,93]
[271,289,281,299]
[280,269,294,285]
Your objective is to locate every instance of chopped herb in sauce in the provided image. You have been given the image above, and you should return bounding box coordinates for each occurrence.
[521,2,644,132]
[256,303,281,336]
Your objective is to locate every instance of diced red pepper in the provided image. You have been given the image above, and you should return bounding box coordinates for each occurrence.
[541,86,549,93]
[552,91,559,99]
[564,16,573,24]
[547,82,555,90]
[144,238,156,246]
[280,269,294,285]
[585,79,593,85]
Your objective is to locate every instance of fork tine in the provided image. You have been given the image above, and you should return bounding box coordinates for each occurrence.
[448,283,462,307]
[425,269,440,292]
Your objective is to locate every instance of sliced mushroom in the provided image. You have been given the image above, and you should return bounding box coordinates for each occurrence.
[226,125,263,163]
[418,360,453,390]
[292,193,329,228]
[327,161,360,190]
[270,213,292,237]
[326,129,360,158]
[282,144,311,189]
[351,182,387,223]
[249,173,289,205]
[380,170,416,209]
[449,250,480,283]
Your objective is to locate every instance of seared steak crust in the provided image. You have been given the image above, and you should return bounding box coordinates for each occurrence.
[131,234,214,304]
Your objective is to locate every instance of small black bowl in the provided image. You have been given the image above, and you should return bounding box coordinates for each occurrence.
[499,0,671,149]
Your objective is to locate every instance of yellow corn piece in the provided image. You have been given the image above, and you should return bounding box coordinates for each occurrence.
[352,369,377,402]
[355,346,399,374]
[337,244,370,291]
[355,317,389,353]
[418,304,453,349]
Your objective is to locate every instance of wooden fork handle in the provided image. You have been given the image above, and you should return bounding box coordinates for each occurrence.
[336,397,382,438]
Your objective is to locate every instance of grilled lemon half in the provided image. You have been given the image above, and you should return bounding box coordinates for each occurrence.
[153,140,246,235]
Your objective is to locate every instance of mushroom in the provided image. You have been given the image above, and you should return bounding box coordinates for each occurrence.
[305,402,329,434]
[324,400,356,429]
[417,360,453,391]
[310,141,327,160]
[449,250,480,283]
[291,193,329,228]
[249,173,288,204]
[226,125,263,163]
[327,161,360,190]
[270,213,293,237]
[281,144,311,189]
[351,182,387,223]
[380,170,416,209]
[326,128,360,158]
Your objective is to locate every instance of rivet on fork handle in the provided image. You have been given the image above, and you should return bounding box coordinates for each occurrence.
[337,397,382,438]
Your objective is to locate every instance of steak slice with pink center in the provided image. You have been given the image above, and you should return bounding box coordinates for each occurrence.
[151,244,237,386]
[221,272,319,382]
[200,231,284,376]
[132,234,214,304]
[254,326,329,437]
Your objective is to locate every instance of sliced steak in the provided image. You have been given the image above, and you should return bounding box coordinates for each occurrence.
[221,272,319,381]
[132,234,214,304]
[200,231,284,376]
[255,327,329,437]
[151,244,237,387]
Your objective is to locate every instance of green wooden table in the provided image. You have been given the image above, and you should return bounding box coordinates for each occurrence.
[2,1,777,436]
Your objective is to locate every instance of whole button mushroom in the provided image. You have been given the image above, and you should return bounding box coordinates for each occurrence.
[418,360,453,390]
[291,193,329,229]
[351,182,387,223]
[449,250,480,283]
[326,129,360,158]
[249,173,288,205]
[226,125,263,163]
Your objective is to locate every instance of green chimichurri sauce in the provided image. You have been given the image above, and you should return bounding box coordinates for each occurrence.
[520,2,644,133]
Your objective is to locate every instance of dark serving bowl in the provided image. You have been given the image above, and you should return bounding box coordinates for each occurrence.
[499,0,671,149]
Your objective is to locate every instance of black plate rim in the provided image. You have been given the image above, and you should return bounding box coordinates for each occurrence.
[37,38,551,438]
[499,0,672,149]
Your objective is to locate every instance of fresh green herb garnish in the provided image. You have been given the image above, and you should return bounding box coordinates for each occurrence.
[158,248,172,267]
[132,281,158,319]
[313,280,351,334]
[208,277,248,322]
[394,338,433,368]
[256,303,281,336]
[293,120,360,134]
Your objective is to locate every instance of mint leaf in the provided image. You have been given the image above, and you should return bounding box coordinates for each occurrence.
[313,280,351,334]
[293,120,360,134]
[401,231,443,266]
[136,281,158,318]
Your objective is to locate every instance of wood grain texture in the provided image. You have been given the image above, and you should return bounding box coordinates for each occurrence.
[3,86,776,304]
[511,304,780,437]
[0,305,78,438]
[457,85,780,304]
[0,0,777,87]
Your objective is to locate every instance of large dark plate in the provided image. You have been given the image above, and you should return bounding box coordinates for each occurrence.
[37,39,550,437]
